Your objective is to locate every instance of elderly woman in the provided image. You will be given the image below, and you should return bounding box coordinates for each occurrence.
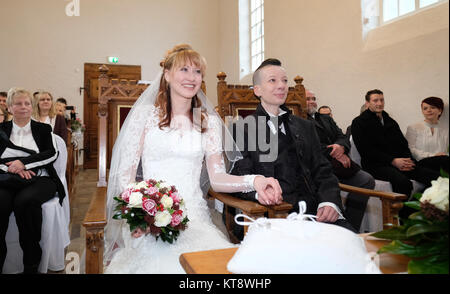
[32,91,68,144]
[406,96,449,173]
[0,88,65,274]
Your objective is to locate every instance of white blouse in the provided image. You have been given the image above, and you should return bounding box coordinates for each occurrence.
[405,120,449,161]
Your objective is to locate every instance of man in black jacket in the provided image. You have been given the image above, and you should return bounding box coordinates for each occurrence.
[351,89,440,216]
[230,59,356,233]
[306,90,375,232]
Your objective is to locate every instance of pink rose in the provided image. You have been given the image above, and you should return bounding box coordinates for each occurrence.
[170,192,181,204]
[171,213,183,227]
[145,186,159,196]
[142,198,157,216]
[121,189,132,203]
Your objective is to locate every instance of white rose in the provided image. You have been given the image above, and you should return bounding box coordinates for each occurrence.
[154,210,172,227]
[134,181,148,190]
[160,195,174,209]
[420,177,449,212]
[159,182,172,190]
[128,192,143,208]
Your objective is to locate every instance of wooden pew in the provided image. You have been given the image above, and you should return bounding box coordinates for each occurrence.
[82,65,147,274]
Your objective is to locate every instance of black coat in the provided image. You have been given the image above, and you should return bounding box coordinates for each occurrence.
[351,109,413,171]
[0,120,66,204]
[308,113,350,158]
[231,104,343,213]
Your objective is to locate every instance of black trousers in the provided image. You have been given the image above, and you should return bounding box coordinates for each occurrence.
[0,177,56,273]
[367,164,440,219]
[416,155,449,173]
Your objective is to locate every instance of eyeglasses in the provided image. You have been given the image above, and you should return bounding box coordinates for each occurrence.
[306,97,316,101]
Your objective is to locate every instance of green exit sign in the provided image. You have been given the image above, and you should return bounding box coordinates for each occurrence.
[108,56,119,63]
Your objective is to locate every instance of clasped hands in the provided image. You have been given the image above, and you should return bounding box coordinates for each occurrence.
[6,160,35,179]
[328,144,351,168]
[392,158,415,171]
[253,176,339,223]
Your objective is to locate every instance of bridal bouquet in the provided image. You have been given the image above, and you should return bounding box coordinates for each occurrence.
[113,179,189,243]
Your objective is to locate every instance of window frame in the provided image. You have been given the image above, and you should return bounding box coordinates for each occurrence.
[249,0,265,72]
[380,0,445,24]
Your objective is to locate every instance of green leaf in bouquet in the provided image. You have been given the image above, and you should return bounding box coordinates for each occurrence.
[412,193,422,201]
[406,222,449,238]
[371,226,408,240]
[379,239,447,258]
[408,255,449,274]
[377,240,420,256]
[404,201,421,211]
[440,168,449,178]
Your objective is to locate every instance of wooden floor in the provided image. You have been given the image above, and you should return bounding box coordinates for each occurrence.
[60,168,227,274]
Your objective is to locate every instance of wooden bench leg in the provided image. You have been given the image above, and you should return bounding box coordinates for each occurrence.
[382,199,404,230]
[85,228,104,274]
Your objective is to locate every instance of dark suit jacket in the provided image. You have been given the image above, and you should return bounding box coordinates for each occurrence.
[231,104,344,212]
[0,120,66,204]
[308,113,350,158]
[351,109,413,171]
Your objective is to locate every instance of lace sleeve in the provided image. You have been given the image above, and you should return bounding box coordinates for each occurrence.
[203,115,258,193]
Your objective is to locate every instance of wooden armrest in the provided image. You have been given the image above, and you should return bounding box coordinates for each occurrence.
[339,183,407,201]
[208,189,267,215]
[82,187,107,274]
[339,183,406,229]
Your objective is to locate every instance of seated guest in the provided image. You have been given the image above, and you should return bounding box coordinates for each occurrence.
[346,104,368,138]
[0,107,8,123]
[32,91,68,144]
[0,88,65,274]
[306,90,375,232]
[351,89,440,218]
[318,105,333,117]
[0,92,7,111]
[0,92,12,122]
[55,98,67,117]
[405,96,449,172]
[231,58,356,234]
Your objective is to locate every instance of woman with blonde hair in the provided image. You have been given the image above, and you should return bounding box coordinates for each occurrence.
[103,44,281,274]
[0,88,65,273]
[32,91,68,144]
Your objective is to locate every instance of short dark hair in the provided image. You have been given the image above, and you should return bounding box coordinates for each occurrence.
[422,96,444,111]
[365,89,383,102]
[318,105,331,112]
[0,92,7,98]
[253,58,282,86]
[56,97,67,105]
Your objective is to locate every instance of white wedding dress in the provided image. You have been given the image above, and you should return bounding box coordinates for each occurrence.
[104,105,254,274]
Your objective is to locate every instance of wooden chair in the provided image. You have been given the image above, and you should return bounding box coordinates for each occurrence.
[209,72,407,243]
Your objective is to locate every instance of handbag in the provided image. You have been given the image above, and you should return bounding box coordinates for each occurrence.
[226,201,381,274]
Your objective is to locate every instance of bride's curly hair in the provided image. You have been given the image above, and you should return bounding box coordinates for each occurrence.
[156,44,208,133]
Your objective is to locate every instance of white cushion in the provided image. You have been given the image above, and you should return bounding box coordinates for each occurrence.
[227,213,381,274]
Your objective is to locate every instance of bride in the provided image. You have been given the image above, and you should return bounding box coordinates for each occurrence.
[104,44,282,274]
